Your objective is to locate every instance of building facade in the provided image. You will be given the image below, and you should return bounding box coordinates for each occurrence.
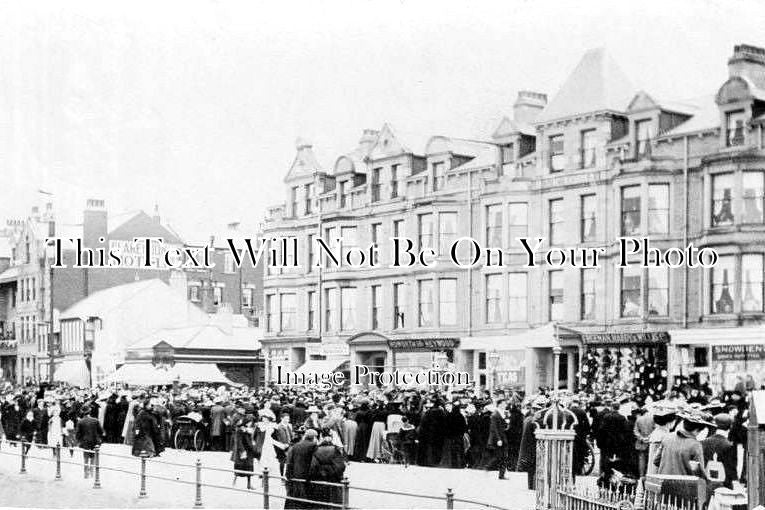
[261,44,765,396]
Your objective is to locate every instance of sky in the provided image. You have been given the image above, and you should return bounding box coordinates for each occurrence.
[1,0,764,241]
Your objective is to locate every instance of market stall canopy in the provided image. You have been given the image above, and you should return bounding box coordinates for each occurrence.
[293,359,348,375]
[102,362,236,386]
[460,324,580,350]
[668,327,765,344]
[53,359,91,387]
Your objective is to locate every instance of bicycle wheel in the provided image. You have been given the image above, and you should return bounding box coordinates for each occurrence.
[174,429,184,450]
[193,430,204,452]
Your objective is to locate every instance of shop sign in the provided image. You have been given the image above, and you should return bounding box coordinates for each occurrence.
[582,332,669,345]
[712,344,765,361]
[387,338,460,351]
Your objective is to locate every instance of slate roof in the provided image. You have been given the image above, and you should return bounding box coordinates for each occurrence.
[536,48,636,123]
[129,322,261,352]
[108,210,183,244]
[659,95,720,137]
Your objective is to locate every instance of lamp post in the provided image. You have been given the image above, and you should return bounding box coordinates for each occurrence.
[552,323,561,395]
[488,349,500,394]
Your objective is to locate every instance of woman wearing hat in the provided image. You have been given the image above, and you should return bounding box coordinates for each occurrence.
[646,404,677,476]
[254,408,285,476]
[231,415,257,489]
[308,428,347,508]
[653,409,713,480]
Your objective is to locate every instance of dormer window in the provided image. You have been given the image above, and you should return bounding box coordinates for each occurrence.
[339,181,347,208]
[304,183,313,215]
[432,162,445,191]
[635,119,653,159]
[501,144,514,175]
[549,135,564,172]
[579,129,596,169]
[726,110,746,147]
[371,168,381,203]
[390,165,399,199]
[290,186,299,217]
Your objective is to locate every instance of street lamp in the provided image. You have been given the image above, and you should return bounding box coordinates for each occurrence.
[488,349,500,394]
[552,323,561,396]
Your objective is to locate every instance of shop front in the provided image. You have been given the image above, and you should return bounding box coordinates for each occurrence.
[347,332,462,387]
[578,331,670,399]
[669,326,765,392]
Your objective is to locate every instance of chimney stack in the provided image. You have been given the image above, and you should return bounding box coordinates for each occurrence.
[152,204,161,224]
[358,129,379,154]
[513,91,547,124]
[728,44,765,89]
[83,199,107,249]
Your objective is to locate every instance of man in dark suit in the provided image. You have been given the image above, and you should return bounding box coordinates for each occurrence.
[32,399,49,445]
[75,405,104,478]
[486,399,509,479]
[284,429,318,509]
[701,413,737,490]
[595,401,632,483]
[275,413,294,475]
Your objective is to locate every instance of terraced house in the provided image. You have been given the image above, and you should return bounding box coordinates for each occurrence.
[261,44,765,396]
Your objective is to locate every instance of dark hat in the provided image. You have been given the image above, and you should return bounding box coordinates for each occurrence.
[713,413,733,431]
[679,410,715,427]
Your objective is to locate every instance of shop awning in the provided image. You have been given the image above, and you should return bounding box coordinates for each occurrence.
[102,364,176,386]
[173,363,236,385]
[669,327,765,345]
[462,325,578,351]
[294,358,348,375]
[53,359,90,388]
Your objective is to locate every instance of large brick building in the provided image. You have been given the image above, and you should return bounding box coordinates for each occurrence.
[261,44,765,395]
[0,200,264,384]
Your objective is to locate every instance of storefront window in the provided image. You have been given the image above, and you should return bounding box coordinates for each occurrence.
[549,270,564,321]
[648,184,670,235]
[508,203,528,248]
[439,279,457,326]
[742,172,765,224]
[711,255,735,314]
[742,254,764,313]
[486,274,503,324]
[486,205,502,247]
[621,186,641,236]
[621,267,642,318]
[418,280,434,327]
[648,266,669,316]
[549,199,564,246]
[580,194,597,242]
[439,213,458,256]
[712,174,735,227]
[581,268,597,320]
[280,293,296,331]
[508,273,527,322]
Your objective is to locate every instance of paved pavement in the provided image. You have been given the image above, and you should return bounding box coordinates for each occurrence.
[0,442,597,509]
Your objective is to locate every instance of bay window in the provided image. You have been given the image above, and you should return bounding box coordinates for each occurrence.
[648,267,669,316]
[439,213,458,256]
[280,293,296,331]
[418,214,434,252]
[742,172,764,224]
[580,195,597,242]
[549,270,564,321]
[621,186,641,236]
[508,203,528,248]
[726,110,746,147]
[508,273,527,322]
[621,267,642,318]
[418,280,434,327]
[341,288,356,331]
[580,268,596,320]
[549,135,565,172]
[439,279,457,326]
[742,254,764,313]
[549,199,564,245]
[648,184,670,235]
[712,173,735,226]
[711,255,735,314]
[486,274,503,324]
[486,205,503,247]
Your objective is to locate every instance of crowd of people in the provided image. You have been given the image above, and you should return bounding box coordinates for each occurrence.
[0,378,753,508]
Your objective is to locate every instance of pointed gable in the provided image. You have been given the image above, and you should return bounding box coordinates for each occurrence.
[108,211,182,244]
[492,116,535,138]
[367,123,427,159]
[627,91,659,113]
[285,138,323,181]
[537,48,636,123]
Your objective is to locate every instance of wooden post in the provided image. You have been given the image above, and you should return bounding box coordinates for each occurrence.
[55,444,62,480]
[139,452,148,499]
[262,467,269,510]
[93,446,101,489]
[194,459,203,508]
[748,391,765,507]
[20,441,27,474]
[341,476,350,510]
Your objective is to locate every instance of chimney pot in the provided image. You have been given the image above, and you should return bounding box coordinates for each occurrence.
[513,90,548,124]
[728,43,765,89]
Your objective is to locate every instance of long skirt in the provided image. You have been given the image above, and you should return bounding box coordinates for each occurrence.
[439,435,465,468]
[342,420,357,457]
[123,417,135,446]
[354,422,371,461]
[366,421,386,461]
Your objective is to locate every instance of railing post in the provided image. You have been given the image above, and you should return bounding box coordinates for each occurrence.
[20,441,27,474]
[262,467,270,510]
[93,446,102,489]
[138,451,148,499]
[342,475,350,510]
[446,488,454,509]
[55,444,62,480]
[194,458,203,508]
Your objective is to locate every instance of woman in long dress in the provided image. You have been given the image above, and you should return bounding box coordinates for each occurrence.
[47,403,64,451]
[366,403,388,462]
[254,409,284,476]
[341,408,358,458]
[231,416,256,489]
[122,398,138,446]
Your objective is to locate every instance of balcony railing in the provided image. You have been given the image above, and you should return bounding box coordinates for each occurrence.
[727,127,745,147]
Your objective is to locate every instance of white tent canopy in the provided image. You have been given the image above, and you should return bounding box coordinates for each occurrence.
[103,363,236,386]
[54,359,90,387]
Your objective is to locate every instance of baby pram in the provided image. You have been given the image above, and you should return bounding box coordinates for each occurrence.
[381,430,406,464]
